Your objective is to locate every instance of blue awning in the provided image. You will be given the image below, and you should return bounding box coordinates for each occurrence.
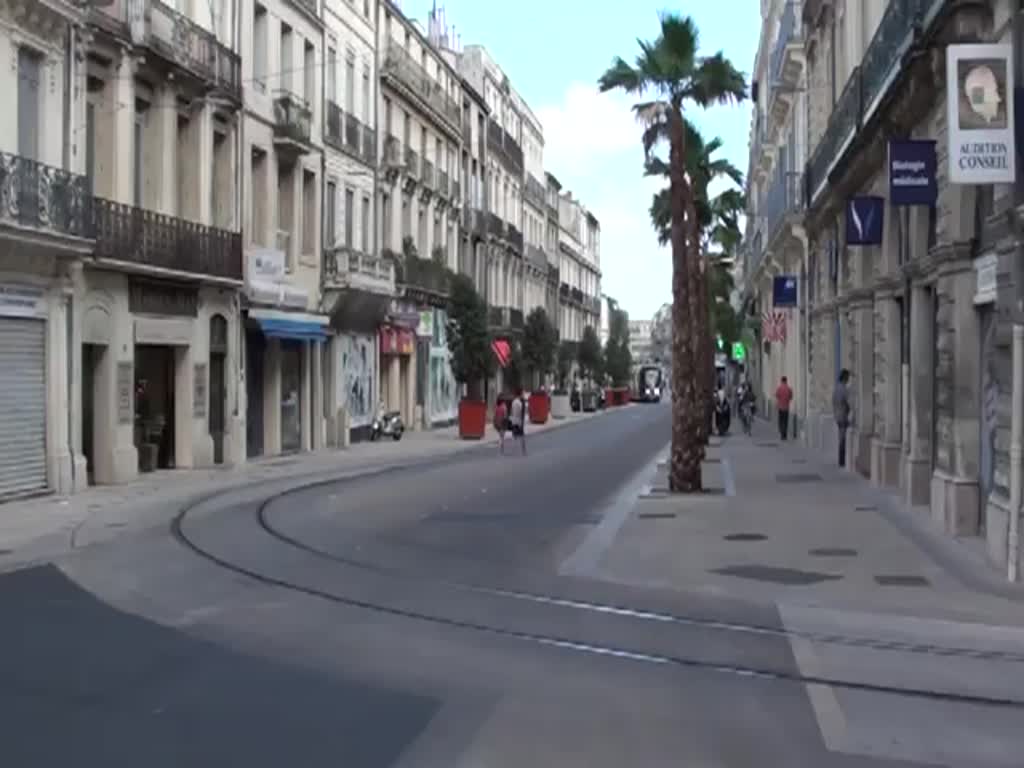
[255,316,328,341]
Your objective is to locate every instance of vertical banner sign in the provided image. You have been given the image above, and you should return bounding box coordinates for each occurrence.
[889,140,938,205]
[946,44,1016,184]
[772,275,798,308]
[845,196,885,246]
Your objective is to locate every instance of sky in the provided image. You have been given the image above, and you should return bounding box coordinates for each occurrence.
[402,0,760,322]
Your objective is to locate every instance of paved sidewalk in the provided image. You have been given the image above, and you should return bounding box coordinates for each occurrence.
[591,418,1024,625]
[0,407,616,570]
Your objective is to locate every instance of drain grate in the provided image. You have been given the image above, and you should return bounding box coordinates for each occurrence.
[638,512,677,520]
[775,473,823,483]
[724,533,767,542]
[809,547,858,557]
[875,574,931,587]
[854,505,878,512]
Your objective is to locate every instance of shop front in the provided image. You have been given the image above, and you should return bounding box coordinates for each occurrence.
[417,307,458,428]
[244,247,326,458]
[379,323,416,428]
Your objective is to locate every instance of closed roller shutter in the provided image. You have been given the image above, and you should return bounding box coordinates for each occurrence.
[0,318,47,500]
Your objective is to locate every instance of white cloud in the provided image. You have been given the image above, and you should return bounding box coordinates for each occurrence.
[537,83,671,320]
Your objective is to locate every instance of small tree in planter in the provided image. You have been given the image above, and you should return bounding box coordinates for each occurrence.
[604,305,633,404]
[446,273,494,438]
[578,326,604,412]
[522,307,557,422]
[551,340,574,419]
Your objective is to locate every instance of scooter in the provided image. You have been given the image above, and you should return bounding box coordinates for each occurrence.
[370,411,404,441]
[713,393,731,436]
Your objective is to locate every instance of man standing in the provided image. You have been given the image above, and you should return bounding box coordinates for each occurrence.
[833,369,852,467]
[509,389,527,456]
[775,376,793,441]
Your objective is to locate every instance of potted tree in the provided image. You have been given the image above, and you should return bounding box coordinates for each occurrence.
[577,325,603,412]
[551,340,573,419]
[522,307,557,424]
[604,303,633,406]
[446,273,494,439]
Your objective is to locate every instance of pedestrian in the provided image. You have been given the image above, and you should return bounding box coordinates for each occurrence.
[493,396,508,455]
[775,376,793,441]
[833,369,852,468]
[509,388,527,456]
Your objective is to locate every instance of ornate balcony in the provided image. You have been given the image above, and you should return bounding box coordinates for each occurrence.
[421,158,435,190]
[570,287,583,305]
[486,211,505,239]
[273,90,313,163]
[404,147,420,179]
[383,135,402,168]
[486,118,524,175]
[769,1,803,94]
[764,171,805,257]
[526,244,547,270]
[326,101,375,168]
[93,198,242,281]
[362,126,376,165]
[396,254,452,306]
[559,281,570,299]
[525,174,546,210]
[324,246,393,294]
[147,1,241,101]
[0,151,94,251]
[507,224,523,253]
[436,169,449,198]
[382,44,461,134]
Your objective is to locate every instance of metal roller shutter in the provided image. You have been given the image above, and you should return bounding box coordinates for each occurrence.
[0,318,47,500]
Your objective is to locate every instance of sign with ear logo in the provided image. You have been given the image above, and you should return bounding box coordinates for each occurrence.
[845,196,884,246]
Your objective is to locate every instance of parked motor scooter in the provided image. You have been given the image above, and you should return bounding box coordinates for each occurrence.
[370,411,404,441]
[713,391,731,436]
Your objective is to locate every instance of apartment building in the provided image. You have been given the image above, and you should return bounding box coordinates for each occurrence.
[240,0,326,459]
[557,192,601,356]
[743,0,809,431]
[521,104,548,323]
[80,0,245,485]
[628,319,654,367]
[457,74,489,293]
[320,0,385,443]
[544,172,562,334]
[378,1,463,428]
[0,0,94,499]
[741,0,1024,578]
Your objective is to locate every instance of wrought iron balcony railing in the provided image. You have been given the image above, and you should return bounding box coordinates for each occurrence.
[273,90,313,146]
[764,171,805,249]
[326,101,375,167]
[507,224,523,252]
[769,0,797,90]
[396,254,451,296]
[0,151,94,240]
[559,281,570,298]
[149,1,241,99]
[421,158,435,189]
[324,245,394,286]
[382,44,461,131]
[525,174,546,209]
[436,169,449,197]
[485,118,524,174]
[93,198,242,280]
[486,211,505,238]
[509,308,524,329]
[383,135,402,167]
[806,0,938,201]
[570,287,584,304]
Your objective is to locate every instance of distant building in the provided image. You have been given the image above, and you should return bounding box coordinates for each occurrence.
[629,319,654,369]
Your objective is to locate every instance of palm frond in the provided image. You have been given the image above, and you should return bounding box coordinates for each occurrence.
[598,57,646,94]
[688,53,747,107]
[657,13,699,83]
[649,187,671,246]
[644,156,670,178]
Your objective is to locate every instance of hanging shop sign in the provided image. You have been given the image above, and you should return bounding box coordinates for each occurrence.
[845,196,884,246]
[974,252,998,305]
[946,44,1016,184]
[888,140,937,205]
[0,282,44,318]
[772,275,798,308]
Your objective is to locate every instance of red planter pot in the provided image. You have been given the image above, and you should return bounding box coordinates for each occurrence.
[528,392,550,424]
[605,387,616,407]
[615,387,630,406]
[458,399,487,439]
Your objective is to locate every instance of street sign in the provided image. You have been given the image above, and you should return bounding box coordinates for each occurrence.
[731,342,746,362]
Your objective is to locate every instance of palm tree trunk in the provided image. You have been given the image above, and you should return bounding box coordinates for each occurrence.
[685,191,710,450]
[668,107,702,492]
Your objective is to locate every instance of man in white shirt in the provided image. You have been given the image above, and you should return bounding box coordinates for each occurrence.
[509,389,527,456]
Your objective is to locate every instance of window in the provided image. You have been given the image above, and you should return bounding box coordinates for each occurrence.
[302,169,316,256]
[280,24,293,90]
[361,195,371,253]
[344,188,356,246]
[251,147,267,245]
[384,97,392,135]
[345,53,355,113]
[327,46,337,102]
[326,181,337,246]
[253,5,267,91]
[133,109,145,207]
[85,103,95,193]
[17,47,42,160]
[304,41,315,106]
[381,191,391,249]
[362,65,371,123]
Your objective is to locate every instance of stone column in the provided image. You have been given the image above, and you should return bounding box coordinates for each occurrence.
[45,288,73,494]
[905,282,933,505]
[323,337,340,446]
[871,292,902,487]
[152,84,178,215]
[263,339,282,456]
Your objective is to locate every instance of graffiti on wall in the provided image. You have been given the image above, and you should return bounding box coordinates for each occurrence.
[340,333,376,427]
[427,309,458,423]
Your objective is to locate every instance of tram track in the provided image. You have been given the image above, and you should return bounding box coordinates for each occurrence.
[168,469,1024,710]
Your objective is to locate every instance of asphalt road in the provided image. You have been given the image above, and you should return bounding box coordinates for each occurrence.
[0,404,976,766]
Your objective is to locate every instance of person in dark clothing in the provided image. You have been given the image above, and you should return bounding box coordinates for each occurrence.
[833,369,852,468]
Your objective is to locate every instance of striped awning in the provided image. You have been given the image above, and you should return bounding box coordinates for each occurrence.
[492,339,511,367]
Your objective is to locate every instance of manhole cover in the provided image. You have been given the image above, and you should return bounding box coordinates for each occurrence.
[809,547,858,557]
[724,533,767,542]
[775,473,823,483]
[711,565,842,586]
[638,512,677,520]
[875,574,931,587]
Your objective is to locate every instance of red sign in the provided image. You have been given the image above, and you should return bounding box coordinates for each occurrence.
[761,311,788,343]
[492,339,511,367]
[381,326,415,356]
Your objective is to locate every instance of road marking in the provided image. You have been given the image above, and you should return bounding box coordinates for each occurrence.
[558,442,670,577]
[788,632,850,753]
[721,457,737,497]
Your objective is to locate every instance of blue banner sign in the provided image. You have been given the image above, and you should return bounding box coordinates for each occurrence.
[889,140,937,206]
[846,196,884,246]
[772,275,798,308]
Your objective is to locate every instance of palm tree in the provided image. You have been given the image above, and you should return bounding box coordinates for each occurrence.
[647,124,745,445]
[599,13,745,492]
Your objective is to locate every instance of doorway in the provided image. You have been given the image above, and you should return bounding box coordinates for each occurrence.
[280,340,302,453]
[209,315,228,464]
[82,343,99,484]
[134,344,177,470]
[246,329,265,458]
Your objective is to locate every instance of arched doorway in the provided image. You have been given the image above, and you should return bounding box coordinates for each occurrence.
[209,314,228,464]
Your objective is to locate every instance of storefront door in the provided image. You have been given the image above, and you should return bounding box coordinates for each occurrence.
[280,340,302,453]
[246,330,265,458]
[0,317,47,499]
